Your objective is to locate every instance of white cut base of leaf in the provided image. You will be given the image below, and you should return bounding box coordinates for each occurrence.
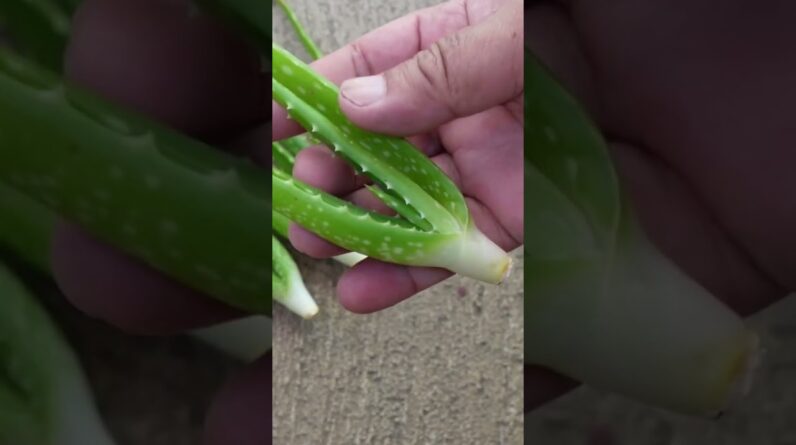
[190,316,272,363]
[429,224,512,284]
[333,252,366,267]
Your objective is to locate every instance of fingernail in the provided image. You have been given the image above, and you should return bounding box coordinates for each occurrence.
[340,75,386,107]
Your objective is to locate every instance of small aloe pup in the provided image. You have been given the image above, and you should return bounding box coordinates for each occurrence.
[272,43,512,284]
[272,235,318,318]
[0,263,117,445]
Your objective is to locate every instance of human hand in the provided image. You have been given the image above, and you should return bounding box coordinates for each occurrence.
[524,0,796,410]
[50,0,271,443]
[273,0,525,313]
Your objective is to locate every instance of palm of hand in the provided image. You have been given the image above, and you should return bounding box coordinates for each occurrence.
[432,95,524,251]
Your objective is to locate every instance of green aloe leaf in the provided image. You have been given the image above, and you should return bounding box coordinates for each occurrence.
[0,47,273,315]
[0,0,72,72]
[0,183,55,273]
[275,0,322,60]
[272,235,318,318]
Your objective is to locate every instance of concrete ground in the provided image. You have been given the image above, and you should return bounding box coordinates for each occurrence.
[271,1,524,444]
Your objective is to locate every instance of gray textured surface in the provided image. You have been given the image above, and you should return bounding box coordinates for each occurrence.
[274,251,524,445]
[272,1,525,444]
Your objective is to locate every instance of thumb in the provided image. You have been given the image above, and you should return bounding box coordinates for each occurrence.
[338,0,523,136]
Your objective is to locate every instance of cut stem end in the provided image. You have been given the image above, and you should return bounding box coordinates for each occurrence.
[280,280,320,319]
[434,225,512,284]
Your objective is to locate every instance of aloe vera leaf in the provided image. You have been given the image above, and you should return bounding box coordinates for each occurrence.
[0,263,117,445]
[272,140,297,173]
[365,184,433,232]
[273,206,367,267]
[277,133,315,158]
[55,0,81,16]
[522,48,757,415]
[0,183,55,273]
[0,128,306,322]
[0,48,274,315]
[275,0,322,60]
[191,316,272,362]
[0,174,316,327]
[0,181,277,360]
[273,43,467,233]
[273,167,509,283]
[0,0,71,71]
[272,209,291,238]
[270,132,367,266]
[282,133,316,153]
[272,235,318,319]
[272,133,314,172]
[268,34,370,269]
[524,55,620,254]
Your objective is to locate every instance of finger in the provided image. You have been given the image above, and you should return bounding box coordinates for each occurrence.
[204,353,272,445]
[338,0,524,135]
[273,0,495,140]
[440,106,524,243]
[67,0,268,140]
[337,260,452,313]
[292,145,360,195]
[288,223,348,259]
[346,187,395,215]
[609,142,787,316]
[524,365,577,412]
[51,221,242,335]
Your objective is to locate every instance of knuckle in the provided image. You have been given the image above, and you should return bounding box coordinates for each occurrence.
[347,40,375,77]
[410,35,465,113]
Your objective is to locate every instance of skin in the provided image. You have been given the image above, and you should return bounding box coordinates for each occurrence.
[46,0,796,438]
[277,0,525,313]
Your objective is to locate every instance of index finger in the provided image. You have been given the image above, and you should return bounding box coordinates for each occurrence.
[272,0,474,140]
